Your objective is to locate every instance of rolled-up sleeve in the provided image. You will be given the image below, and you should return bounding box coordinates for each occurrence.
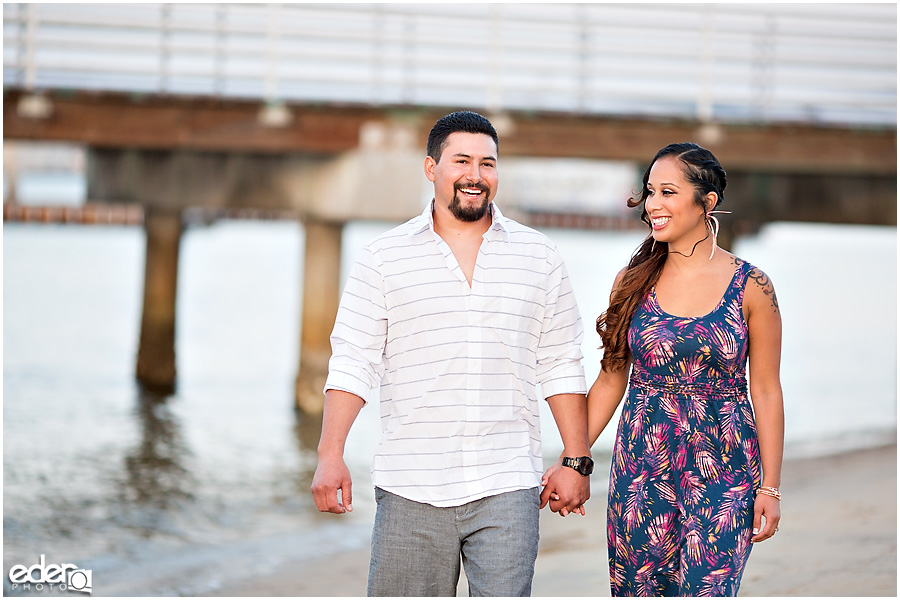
[536,249,587,399]
[323,247,387,403]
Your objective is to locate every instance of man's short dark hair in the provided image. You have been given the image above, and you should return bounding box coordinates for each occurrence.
[427,111,499,162]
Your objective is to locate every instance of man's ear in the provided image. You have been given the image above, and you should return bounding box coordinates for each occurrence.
[424,156,436,182]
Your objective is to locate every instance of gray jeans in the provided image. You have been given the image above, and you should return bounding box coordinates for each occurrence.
[367,487,540,597]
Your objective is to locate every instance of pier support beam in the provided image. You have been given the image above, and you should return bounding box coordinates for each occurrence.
[296,219,343,415]
[137,208,182,393]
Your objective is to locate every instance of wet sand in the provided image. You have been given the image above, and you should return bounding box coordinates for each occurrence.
[214,444,897,597]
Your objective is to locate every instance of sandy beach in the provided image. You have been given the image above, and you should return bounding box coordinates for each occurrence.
[215,444,897,597]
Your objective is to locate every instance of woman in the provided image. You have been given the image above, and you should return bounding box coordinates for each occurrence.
[548,143,784,596]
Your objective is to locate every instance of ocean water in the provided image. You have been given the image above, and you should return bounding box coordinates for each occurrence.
[3,219,896,595]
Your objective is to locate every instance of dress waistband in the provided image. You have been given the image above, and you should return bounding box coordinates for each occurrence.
[629,369,747,398]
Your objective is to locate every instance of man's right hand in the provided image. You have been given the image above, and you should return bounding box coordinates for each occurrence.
[310,455,354,514]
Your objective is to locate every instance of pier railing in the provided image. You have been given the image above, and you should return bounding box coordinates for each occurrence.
[3,3,896,127]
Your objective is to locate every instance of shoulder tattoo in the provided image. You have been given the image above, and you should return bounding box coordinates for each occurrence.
[748,267,779,313]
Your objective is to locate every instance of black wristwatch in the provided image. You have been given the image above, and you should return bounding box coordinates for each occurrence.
[561,456,594,476]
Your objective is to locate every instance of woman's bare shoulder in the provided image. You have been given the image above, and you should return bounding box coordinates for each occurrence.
[736,257,780,315]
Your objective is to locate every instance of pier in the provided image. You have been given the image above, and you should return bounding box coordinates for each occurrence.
[3,3,895,413]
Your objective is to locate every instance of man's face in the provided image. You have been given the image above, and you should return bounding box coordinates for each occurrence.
[425,132,498,222]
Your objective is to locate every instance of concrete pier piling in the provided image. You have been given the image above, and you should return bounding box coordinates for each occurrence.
[295,219,343,415]
[136,208,182,393]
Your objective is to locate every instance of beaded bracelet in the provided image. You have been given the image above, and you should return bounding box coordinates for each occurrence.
[756,486,782,500]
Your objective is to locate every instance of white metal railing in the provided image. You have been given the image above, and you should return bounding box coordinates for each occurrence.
[3,3,896,127]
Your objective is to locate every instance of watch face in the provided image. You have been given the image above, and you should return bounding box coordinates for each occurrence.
[578,457,594,476]
[564,456,594,476]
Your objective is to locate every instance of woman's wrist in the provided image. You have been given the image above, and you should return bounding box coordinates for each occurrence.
[756,485,781,500]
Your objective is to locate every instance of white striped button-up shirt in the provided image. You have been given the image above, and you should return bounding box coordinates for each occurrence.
[325,202,586,507]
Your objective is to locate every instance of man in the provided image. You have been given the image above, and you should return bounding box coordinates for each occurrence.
[311,111,592,597]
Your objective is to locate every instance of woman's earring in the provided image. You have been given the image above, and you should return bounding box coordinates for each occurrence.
[705,210,731,260]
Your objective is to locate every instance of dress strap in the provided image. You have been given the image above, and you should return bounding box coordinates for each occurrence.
[730,259,756,310]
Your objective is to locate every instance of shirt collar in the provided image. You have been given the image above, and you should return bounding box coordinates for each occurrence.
[410,199,509,242]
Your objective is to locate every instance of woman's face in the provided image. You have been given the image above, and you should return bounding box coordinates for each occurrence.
[644,156,709,249]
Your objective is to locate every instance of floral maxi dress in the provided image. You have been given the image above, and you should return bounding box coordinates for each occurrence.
[607,260,761,597]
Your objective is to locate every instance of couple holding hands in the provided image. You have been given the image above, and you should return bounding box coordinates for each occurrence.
[311,111,783,597]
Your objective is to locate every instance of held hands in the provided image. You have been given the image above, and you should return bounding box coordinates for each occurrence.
[310,454,354,514]
[540,459,589,517]
[750,493,781,542]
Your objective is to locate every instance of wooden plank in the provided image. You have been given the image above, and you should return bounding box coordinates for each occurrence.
[3,90,372,153]
[495,115,897,175]
[3,89,895,175]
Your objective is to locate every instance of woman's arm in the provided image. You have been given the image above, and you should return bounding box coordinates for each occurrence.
[744,265,785,542]
[588,267,632,445]
[541,269,631,515]
[587,365,630,446]
[541,368,627,516]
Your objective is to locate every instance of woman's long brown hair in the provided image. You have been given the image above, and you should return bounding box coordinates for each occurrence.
[596,142,727,373]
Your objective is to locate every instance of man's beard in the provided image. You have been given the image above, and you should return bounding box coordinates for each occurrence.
[448,184,491,222]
